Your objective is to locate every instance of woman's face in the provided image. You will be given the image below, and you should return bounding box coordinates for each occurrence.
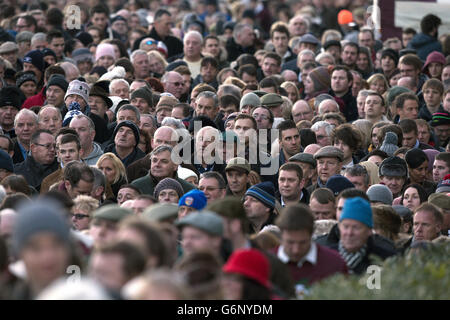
[304,76,314,95]
[285,85,298,104]
[88,30,101,44]
[20,81,36,98]
[402,187,421,211]
[98,158,117,184]
[357,53,369,71]
[97,55,115,69]
[389,73,401,87]
[369,79,386,95]
[149,56,164,75]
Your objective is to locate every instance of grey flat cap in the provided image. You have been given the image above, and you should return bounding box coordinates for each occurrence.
[313,146,344,162]
[289,152,317,168]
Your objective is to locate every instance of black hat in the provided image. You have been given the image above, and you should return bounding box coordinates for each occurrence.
[89,85,113,109]
[111,15,127,24]
[113,120,140,147]
[379,156,408,178]
[0,86,24,109]
[323,40,341,50]
[46,74,69,92]
[16,70,37,88]
[405,148,428,169]
[166,60,188,72]
[381,48,399,66]
[188,116,217,133]
[42,48,57,59]
[90,66,107,77]
[75,31,94,47]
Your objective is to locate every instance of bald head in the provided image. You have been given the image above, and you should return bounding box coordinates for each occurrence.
[303,143,321,155]
[152,125,179,148]
[292,100,313,123]
[318,99,339,115]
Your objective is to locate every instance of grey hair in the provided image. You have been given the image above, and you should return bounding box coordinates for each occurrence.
[345,165,370,186]
[14,109,38,127]
[357,89,373,99]
[196,91,218,107]
[109,79,130,92]
[298,49,315,59]
[200,171,226,189]
[154,125,180,143]
[184,30,203,44]
[70,114,95,132]
[233,23,252,41]
[318,99,339,114]
[290,36,302,50]
[90,166,106,189]
[161,117,185,129]
[37,105,62,121]
[150,145,173,157]
[315,52,335,65]
[130,49,149,64]
[311,120,333,135]
[31,32,47,44]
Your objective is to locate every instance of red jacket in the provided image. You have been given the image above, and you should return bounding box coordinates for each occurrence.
[22,87,45,109]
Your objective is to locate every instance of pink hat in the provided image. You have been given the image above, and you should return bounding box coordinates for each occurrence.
[95,43,116,61]
[423,51,446,72]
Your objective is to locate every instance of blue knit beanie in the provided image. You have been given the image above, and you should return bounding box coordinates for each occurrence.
[339,197,373,228]
[245,181,276,210]
[178,189,207,210]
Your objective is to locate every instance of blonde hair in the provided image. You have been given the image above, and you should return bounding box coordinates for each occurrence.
[367,73,389,93]
[147,50,168,69]
[73,195,99,216]
[280,81,299,102]
[96,152,127,184]
[223,76,246,89]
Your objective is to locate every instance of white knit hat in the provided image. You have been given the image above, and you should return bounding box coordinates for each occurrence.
[65,80,90,106]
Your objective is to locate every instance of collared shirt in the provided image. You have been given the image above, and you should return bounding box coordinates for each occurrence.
[18,142,28,160]
[281,191,303,207]
[277,242,318,267]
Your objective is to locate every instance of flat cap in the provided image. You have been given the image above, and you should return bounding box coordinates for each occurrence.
[260,93,283,107]
[93,204,132,222]
[379,156,408,178]
[0,41,18,54]
[313,146,344,162]
[289,152,317,168]
[142,203,179,222]
[428,193,450,210]
[175,210,223,237]
[300,33,319,45]
[323,40,341,50]
[225,157,251,174]
[15,31,33,43]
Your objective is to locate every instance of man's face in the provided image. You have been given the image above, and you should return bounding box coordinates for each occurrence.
[417,125,431,145]
[181,226,218,256]
[402,131,417,149]
[233,118,255,144]
[272,31,289,54]
[91,13,108,30]
[242,70,258,85]
[317,157,341,184]
[199,177,225,203]
[309,197,335,220]
[184,34,203,60]
[150,150,177,179]
[65,94,87,111]
[442,66,450,83]
[262,57,280,77]
[413,210,441,241]
[133,54,150,79]
[351,72,363,97]
[117,187,139,205]
[226,170,248,195]
[154,14,173,38]
[252,107,271,130]
[130,97,150,114]
[409,160,428,183]
[381,56,396,73]
[200,63,218,84]
[23,63,41,81]
[49,37,65,59]
[195,128,218,161]
[158,188,180,204]
[339,219,371,252]
[364,95,384,119]
[428,62,443,79]
[67,178,93,198]
[380,175,406,196]
[115,126,136,149]
[243,195,269,220]
[1,50,18,65]
[443,93,450,113]
[21,233,69,290]
[111,82,130,100]
[292,101,313,123]
[111,20,128,35]
[0,106,18,128]
[46,86,65,107]
[204,38,220,57]
[152,127,177,149]
[90,219,118,247]
[89,96,108,118]
[280,128,301,157]
[31,132,55,165]
[238,26,255,47]
[16,17,35,33]
[434,124,450,144]
[341,45,358,66]
[58,141,80,166]
[331,70,351,95]
[131,198,154,215]
[334,139,353,162]
[358,31,374,49]
[298,53,315,70]
[402,32,414,47]
[195,96,217,120]
[344,174,368,192]
[281,229,312,263]
[289,16,308,37]
[326,46,341,63]
[164,73,184,99]
[89,252,127,291]
[117,109,139,125]
[278,169,302,200]
[314,127,331,147]
[398,99,419,120]
[433,159,450,182]
[399,63,420,82]
[70,117,95,150]
[423,88,442,108]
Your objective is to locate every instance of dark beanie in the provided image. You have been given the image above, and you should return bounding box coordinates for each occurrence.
[13,200,71,255]
[245,182,276,210]
[0,149,13,172]
[113,120,140,147]
[430,111,450,127]
[75,31,94,47]
[405,148,428,169]
[188,116,217,133]
[131,86,154,108]
[42,48,57,59]
[325,175,355,196]
[381,48,399,66]
[154,178,184,199]
[23,50,45,72]
[0,86,23,109]
[46,74,69,92]
[16,71,37,88]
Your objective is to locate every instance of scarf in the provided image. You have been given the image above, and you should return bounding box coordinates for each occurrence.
[338,241,367,271]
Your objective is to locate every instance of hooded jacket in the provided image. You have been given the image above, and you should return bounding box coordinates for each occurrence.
[83,142,104,166]
[407,33,443,61]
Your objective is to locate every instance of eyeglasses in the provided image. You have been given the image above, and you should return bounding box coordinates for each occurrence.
[168,82,183,87]
[35,143,56,150]
[146,40,157,45]
[72,213,90,220]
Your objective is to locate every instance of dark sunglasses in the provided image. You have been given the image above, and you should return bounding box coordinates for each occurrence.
[72,213,90,220]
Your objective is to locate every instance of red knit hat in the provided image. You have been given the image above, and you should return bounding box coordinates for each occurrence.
[423,51,446,72]
[222,249,270,288]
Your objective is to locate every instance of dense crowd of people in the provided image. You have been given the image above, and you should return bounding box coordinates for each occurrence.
[0,0,449,300]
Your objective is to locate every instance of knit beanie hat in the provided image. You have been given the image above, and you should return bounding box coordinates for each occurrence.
[430,111,450,127]
[325,174,355,196]
[72,48,94,63]
[23,50,45,72]
[178,189,207,210]
[13,200,71,255]
[240,92,261,110]
[245,181,276,210]
[113,120,140,147]
[16,71,37,88]
[131,86,154,108]
[379,132,398,157]
[436,174,450,193]
[223,248,270,288]
[90,66,108,77]
[339,197,373,228]
[95,43,116,62]
[381,48,399,67]
[63,101,84,126]
[0,86,23,109]
[308,66,331,92]
[75,31,94,47]
[405,148,428,169]
[154,178,184,199]
[423,51,446,72]
[46,74,69,92]
[65,80,90,106]
[386,86,412,107]
[42,48,57,60]
[366,184,393,205]
[0,149,13,172]
[379,156,408,178]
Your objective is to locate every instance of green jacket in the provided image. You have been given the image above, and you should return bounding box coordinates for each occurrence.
[131,173,196,196]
